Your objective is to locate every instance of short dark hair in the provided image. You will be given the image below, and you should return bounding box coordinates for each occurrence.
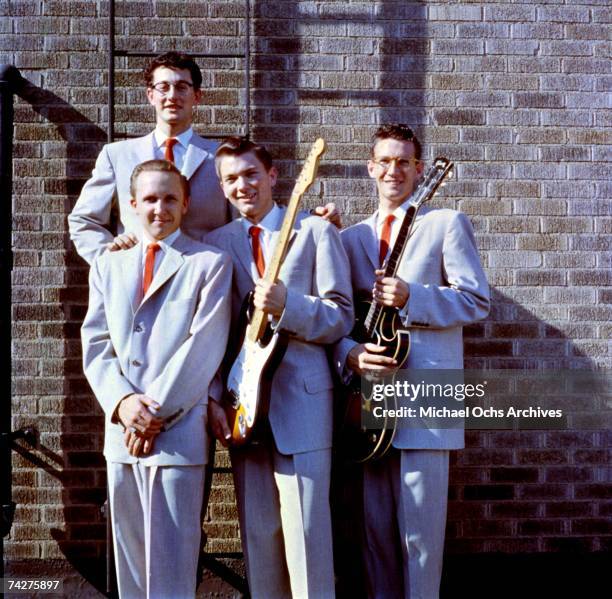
[370,124,422,160]
[214,136,274,177]
[130,159,190,200]
[144,51,203,91]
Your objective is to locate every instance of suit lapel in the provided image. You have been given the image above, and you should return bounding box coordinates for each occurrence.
[358,213,379,270]
[131,132,157,165]
[182,135,211,181]
[229,224,257,281]
[142,236,186,302]
[410,204,431,234]
[117,244,145,315]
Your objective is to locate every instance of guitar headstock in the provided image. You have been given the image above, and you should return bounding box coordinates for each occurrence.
[294,138,326,196]
[412,156,454,208]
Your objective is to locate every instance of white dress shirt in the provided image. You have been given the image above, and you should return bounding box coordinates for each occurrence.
[240,203,283,271]
[373,201,409,265]
[153,128,193,171]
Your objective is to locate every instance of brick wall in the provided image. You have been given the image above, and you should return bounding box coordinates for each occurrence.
[3,0,610,565]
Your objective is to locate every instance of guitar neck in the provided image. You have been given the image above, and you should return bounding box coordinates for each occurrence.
[247,189,303,342]
[363,203,420,335]
[247,138,326,343]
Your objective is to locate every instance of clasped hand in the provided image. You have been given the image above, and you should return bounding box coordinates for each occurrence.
[117,393,163,457]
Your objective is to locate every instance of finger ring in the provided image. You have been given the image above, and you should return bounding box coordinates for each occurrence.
[129,426,136,433]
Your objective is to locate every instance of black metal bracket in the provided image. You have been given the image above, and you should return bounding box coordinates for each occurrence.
[0,501,15,539]
[0,428,36,538]
[0,246,13,272]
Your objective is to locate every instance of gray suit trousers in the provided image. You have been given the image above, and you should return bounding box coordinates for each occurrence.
[107,462,205,599]
[363,450,449,599]
[231,444,335,599]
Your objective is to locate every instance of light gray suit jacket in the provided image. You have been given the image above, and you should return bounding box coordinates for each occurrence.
[334,206,490,449]
[69,132,229,265]
[206,208,354,455]
[81,232,232,465]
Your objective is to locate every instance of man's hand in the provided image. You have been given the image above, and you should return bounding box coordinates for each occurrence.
[312,202,342,229]
[107,232,138,252]
[124,429,159,457]
[373,269,410,309]
[117,394,164,436]
[253,279,287,317]
[347,343,398,377]
[207,400,231,447]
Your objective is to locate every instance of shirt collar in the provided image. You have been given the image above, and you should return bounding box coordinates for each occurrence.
[241,203,282,235]
[376,199,409,231]
[142,228,181,253]
[153,127,193,151]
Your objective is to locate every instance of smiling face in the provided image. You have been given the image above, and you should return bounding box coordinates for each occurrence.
[146,66,201,135]
[217,151,278,224]
[130,170,189,241]
[367,138,424,211]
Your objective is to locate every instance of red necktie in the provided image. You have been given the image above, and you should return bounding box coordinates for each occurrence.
[143,243,160,295]
[249,226,265,277]
[379,214,395,266]
[164,138,178,164]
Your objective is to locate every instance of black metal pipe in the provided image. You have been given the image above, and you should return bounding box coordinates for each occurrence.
[108,0,115,143]
[0,62,22,581]
[245,0,251,139]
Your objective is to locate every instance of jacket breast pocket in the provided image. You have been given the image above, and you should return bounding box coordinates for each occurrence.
[164,298,194,311]
[303,372,334,395]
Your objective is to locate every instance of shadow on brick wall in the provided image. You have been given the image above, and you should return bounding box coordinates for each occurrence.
[14,79,108,593]
[9,1,609,596]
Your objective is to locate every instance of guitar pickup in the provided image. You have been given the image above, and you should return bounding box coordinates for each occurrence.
[227,388,240,408]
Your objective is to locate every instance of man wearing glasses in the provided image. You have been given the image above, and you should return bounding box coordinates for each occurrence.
[69,52,231,265]
[334,124,489,598]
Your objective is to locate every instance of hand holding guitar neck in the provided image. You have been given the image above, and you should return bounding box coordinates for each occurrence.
[373,268,410,309]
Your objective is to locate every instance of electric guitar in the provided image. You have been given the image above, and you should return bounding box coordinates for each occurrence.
[225,138,327,447]
[337,156,454,462]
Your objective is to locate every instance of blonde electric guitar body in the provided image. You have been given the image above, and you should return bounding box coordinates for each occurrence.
[225,294,287,446]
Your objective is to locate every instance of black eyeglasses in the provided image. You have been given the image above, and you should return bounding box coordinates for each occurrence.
[150,81,194,96]
[372,157,420,171]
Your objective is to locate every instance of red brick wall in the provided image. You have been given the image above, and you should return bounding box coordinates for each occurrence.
[3,0,610,562]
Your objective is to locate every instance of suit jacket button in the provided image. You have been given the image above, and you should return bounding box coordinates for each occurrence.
[134,324,143,333]
[132,359,142,367]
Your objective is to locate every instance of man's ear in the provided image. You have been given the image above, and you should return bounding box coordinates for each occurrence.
[194,88,202,105]
[366,159,377,179]
[146,86,155,106]
[182,195,190,215]
[268,166,279,188]
[416,158,425,176]
[130,197,137,209]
